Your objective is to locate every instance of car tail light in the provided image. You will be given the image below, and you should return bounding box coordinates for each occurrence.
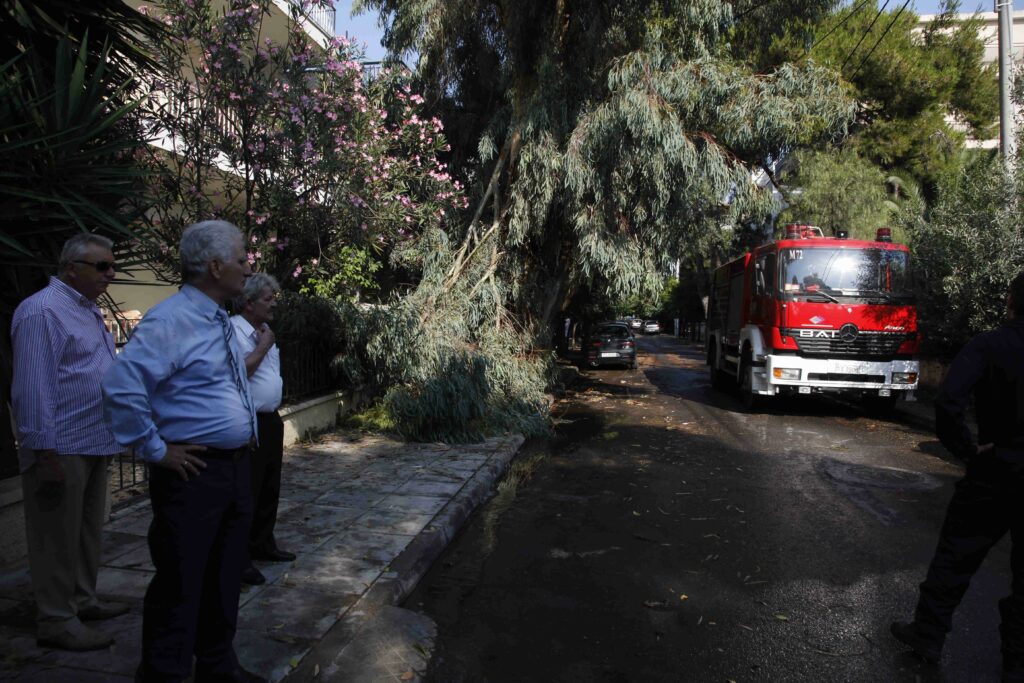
[622,340,634,348]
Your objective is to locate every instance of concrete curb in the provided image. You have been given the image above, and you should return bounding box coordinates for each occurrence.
[287,434,525,682]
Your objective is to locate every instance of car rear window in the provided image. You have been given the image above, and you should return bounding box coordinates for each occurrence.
[596,325,629,338]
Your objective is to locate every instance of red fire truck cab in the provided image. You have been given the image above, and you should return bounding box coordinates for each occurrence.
[706,225,920,409]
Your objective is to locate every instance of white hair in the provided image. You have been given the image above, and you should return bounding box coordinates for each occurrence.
[58,234,113,272]
[233,272,280,311]
[179,220,243,283]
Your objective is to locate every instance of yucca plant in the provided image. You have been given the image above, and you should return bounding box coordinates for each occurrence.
[0,0,164,477]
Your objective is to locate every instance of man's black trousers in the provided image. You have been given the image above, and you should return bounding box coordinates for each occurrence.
[138,454,253,682]
[250,411,284,556]
[915,450,1024,662]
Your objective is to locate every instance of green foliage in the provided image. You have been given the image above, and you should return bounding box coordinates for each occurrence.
[342,0,855,440]
[300,246,382,300]
[657,277,681,321]
[0,0,162,475]
[761,1,998,194]
[904,154,1024,357]
[778,148,917,241]
[1,0,165,89]
[269,291,346,399]
[131,0,464,294]
[332,292,552,442]
[0,0,162,297]
[340,403,396,433]
[0,38,146,275]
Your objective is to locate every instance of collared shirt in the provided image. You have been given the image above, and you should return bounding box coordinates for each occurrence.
[11,277,120,471]
[230,315,282,413]
[102,285,256,463]
[936,318,1024,460]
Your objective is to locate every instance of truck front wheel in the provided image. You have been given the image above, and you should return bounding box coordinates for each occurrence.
[738,349,760,411]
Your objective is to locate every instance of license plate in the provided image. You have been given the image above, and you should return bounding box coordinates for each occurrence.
[600,352,619,358]
[828,361,862,374]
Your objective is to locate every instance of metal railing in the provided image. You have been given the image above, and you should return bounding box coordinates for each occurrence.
[106,317,141,349]
[107,342,339,500]
[362,61,383,82]
[110,451,149,508]
[296,1,336,36]
[281,346,338,402]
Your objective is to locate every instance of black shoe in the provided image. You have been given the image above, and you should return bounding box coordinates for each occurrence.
[890,621,943,664]
[240,564,266,586]
[250,547,296,562]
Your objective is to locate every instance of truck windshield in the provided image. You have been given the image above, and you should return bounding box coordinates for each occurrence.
[779,248,912,301]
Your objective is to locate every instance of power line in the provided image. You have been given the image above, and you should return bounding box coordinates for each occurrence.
[807,0,875,53]
[840,0,891,74]
[850,0,913,79]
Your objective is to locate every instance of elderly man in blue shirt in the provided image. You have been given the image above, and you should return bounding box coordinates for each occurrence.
[11,233,129,651]
[103,220,265,683]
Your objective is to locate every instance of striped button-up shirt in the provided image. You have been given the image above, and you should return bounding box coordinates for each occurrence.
[11,277,120,471]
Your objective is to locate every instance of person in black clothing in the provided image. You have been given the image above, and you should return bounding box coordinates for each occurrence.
[892,271,1024,682]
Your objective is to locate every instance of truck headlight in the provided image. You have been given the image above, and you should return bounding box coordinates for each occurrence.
[892,372,918,384]
[773,368,801,380]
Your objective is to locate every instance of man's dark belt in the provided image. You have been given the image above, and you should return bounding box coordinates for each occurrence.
[200,442,255,460]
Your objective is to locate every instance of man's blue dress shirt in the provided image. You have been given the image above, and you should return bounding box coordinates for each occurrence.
[102,285,256,463]
[11,277,120,470]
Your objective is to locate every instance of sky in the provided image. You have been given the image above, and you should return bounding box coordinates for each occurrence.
[332,0,1024,61]
[333,1,388,61]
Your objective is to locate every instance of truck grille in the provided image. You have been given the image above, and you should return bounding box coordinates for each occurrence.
[786,330,907,358]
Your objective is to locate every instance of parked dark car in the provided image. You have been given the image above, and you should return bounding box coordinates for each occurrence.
[584,323,637,369]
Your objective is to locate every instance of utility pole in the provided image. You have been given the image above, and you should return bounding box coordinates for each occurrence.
[997,0,1016,162]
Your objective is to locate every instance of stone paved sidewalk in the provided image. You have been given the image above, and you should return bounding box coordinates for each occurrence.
[0,430,524,682]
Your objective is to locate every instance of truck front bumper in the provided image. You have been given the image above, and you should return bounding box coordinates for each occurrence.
[753,355,919,398]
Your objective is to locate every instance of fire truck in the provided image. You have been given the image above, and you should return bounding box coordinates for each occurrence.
[706,224,920,409]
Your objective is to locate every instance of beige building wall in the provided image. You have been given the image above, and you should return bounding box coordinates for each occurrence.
[107,268,177,316]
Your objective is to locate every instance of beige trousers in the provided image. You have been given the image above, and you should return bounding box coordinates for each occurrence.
[21,455,110,637]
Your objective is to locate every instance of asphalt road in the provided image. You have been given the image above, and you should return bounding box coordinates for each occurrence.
[405,335,1012,682]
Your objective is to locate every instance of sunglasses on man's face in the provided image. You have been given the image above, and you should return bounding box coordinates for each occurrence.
[73,259,116,273]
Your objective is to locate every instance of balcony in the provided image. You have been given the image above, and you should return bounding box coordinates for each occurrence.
[285,0,335,40]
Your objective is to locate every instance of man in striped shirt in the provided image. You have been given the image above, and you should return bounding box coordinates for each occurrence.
[11,233,129,651]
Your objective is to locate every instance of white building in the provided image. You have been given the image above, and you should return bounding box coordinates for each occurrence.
[918,10,1023,66]
[917,10,1023,149]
